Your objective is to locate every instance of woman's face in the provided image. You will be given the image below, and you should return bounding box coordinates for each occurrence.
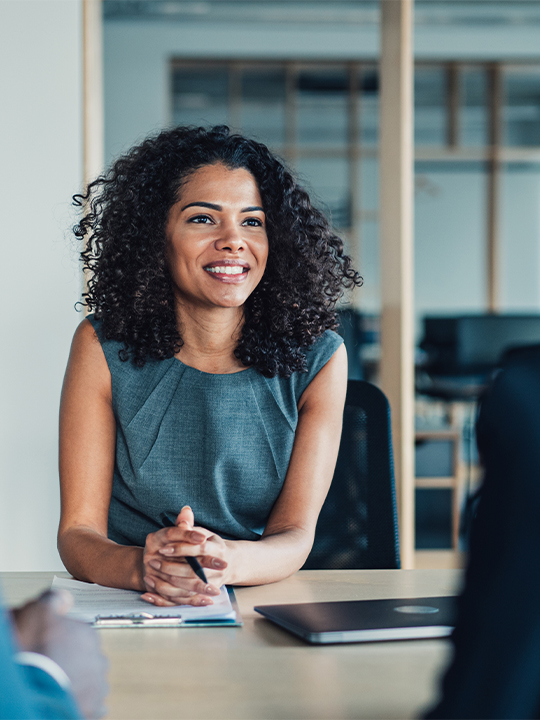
[166,163,268,312]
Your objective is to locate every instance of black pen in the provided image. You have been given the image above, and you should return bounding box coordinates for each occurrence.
[186,556,208,584]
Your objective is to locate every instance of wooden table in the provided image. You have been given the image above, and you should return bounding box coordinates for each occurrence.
[2,569,462,720]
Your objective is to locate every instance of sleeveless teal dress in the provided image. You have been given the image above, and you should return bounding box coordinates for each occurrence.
[88,316,343,546]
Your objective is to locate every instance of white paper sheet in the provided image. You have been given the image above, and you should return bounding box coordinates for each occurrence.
[51,576,235,623]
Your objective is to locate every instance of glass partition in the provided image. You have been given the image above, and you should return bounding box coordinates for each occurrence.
[415,66,447,146]
[296,68,349,148]
[240,68,286,147]
[358,66,379,147]
[460,67,489,146]
[296,156,351,228]
[502,67,540,146]
[172,67,229,127]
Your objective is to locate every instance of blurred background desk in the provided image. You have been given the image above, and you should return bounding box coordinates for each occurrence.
[2,569,461,720]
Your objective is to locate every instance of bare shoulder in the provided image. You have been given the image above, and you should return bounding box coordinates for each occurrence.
[70,317,104,359]
[298,343,348,412]
[64,318,111,396]
[72,316,100,349]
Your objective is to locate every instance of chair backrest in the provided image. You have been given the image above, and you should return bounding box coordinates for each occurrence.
[303,379,401,569]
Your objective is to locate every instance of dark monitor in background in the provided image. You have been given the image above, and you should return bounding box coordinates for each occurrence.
[420,314,540,377]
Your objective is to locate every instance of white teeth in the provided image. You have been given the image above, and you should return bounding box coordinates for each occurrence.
[206,266,245,275]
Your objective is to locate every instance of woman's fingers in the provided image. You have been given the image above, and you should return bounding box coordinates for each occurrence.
[157,538,221,558]
[198,555,228,570]
[141,591,212,608]
[144,570,220,595]
[140,593,178,607]
[147,558,199,577]
[143,527,229,608]
[174,505,195,529]
[142,525,225,608]
[145,524,221,561]
[148,556,226,576]
[142,575,218,605]
[147,527,209,553]
[141,592,213,607]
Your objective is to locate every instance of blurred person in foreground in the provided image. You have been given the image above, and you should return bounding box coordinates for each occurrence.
[1,587,108,719]
[427,345,540,719]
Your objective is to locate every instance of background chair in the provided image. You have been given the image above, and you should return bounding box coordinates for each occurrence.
[303,379,401,569]
[416,314,540,550]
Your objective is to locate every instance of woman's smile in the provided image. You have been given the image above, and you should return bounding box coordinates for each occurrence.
[204,260,250,282]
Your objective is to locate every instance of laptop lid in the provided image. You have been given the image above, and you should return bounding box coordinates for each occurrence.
[254,596,456,644]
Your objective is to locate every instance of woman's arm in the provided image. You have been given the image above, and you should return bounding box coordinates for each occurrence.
[58,319,145,590]
[232,342,348,583]
[142,344,348,604]
[59,320,219,605]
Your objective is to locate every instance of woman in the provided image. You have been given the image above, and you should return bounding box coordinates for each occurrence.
[58,125,361,607]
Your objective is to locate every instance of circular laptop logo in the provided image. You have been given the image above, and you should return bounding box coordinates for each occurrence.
[394,605,440,615]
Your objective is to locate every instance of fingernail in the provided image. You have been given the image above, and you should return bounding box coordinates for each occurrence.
[206,585,220,596]
[198,597,212,606]
[159,546,174,555]
[212,558,227,569]
[144,576,155,589]
[190,531,206,542]
[181,505,192,511]
[141,594,155,603]
[148,560,161,571]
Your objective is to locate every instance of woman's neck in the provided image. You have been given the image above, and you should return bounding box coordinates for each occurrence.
[174,304,246,374]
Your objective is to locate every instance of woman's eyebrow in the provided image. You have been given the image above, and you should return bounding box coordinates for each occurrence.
[181,202,264,213]
[181,201,222,211]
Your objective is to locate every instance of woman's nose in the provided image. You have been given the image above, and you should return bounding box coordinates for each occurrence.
[215,224,244,252]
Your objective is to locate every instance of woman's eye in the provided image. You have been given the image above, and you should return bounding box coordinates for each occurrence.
[189,215,212,224]
[243,217,263,227]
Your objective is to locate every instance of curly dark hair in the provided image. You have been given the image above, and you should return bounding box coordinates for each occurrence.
[74,125,362,377]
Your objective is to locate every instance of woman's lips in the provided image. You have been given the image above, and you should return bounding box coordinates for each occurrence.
[203,264,249,283]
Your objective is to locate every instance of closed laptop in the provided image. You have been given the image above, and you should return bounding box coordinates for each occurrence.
[254,595,456,644]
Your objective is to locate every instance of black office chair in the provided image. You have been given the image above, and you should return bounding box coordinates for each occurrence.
[303,379,401,569]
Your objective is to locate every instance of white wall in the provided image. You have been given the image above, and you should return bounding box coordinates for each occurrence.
[0,0,83,571]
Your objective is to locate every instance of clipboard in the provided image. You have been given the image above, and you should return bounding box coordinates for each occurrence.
[51,576,242,628]
[93,587,243,628]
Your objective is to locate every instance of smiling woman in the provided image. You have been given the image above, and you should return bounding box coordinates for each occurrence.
[58,126,362,606]
[165,164,269,328]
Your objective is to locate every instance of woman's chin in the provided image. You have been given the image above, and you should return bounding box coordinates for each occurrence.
[204,286,256,310]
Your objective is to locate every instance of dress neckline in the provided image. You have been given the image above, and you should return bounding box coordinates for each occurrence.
[172,355,254,377]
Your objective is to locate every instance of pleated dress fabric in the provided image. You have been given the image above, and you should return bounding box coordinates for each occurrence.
[88,315,343,546]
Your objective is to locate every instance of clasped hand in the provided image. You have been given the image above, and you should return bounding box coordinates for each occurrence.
[142,506,230,606]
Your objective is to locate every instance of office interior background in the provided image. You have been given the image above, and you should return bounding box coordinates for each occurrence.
[2,0,540,571]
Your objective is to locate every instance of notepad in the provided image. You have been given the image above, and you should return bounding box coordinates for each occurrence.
[51,576,240,627]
